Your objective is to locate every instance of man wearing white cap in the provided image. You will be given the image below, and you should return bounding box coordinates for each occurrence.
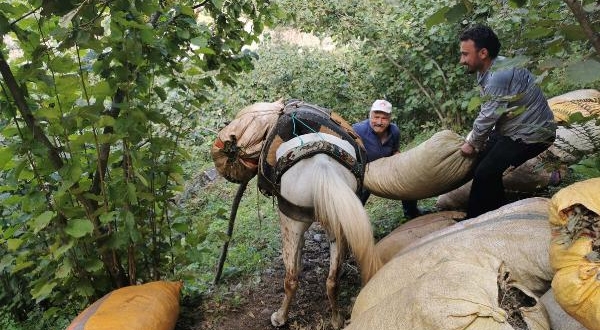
[352,100,422,219]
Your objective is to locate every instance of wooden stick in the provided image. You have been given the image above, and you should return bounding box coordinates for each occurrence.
[213,180,249,284]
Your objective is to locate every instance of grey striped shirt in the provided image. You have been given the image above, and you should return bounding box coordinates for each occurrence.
[466,57,557,150]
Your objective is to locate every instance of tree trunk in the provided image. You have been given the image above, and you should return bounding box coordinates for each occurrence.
[564,0,600,55]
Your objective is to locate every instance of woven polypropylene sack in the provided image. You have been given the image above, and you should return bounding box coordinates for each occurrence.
[548,178,600,330]
[364,130,474,200]
[66,281,183,330]
[375,211,463,265]
[347,260,550,330]
[406,197,550,251]
[211,100,284,183]
[353,198,553,318]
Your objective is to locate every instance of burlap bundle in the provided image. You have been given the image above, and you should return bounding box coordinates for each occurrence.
[347,260,549,330]
[548,178,600,330]
[364,130,474,200]
[407,197,550,250]
[211,100,284,183]
[375,211,463,265]
[67,281,182,330]
[549,121,600,163]
[353,198,553,318]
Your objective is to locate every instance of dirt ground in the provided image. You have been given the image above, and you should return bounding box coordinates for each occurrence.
[177,223,361,330]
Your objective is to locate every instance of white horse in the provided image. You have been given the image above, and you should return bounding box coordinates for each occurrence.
[269,133,382,328]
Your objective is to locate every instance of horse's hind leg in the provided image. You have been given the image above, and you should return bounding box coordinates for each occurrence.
[327,238,347,329]
[271,211,311,327]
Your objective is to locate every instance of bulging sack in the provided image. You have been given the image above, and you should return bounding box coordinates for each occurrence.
[540,289,587,330]
[347,260,550,330]
[375,211,463,265]
[211,100,284,183]
[353,198,553,318]
[66,281,183,330]
[548,178,600,330]
[363,130,474,200]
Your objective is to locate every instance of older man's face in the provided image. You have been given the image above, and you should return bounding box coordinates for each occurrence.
[369,111,391,135]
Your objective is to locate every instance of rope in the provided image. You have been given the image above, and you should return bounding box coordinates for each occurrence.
[290,111,325,146]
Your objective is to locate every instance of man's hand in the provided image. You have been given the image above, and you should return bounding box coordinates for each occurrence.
[460,142,476,157]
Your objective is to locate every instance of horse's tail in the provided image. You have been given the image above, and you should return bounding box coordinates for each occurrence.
[312,158,382,284]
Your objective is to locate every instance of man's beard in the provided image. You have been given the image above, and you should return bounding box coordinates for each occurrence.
[465,65,476,74]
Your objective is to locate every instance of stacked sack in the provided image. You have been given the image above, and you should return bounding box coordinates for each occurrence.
[364,130,475,200]
[548,178,600,330]
[547,89,600,123]
[374,211,464,265]
[540,289,586,330]
[348,198,553,330]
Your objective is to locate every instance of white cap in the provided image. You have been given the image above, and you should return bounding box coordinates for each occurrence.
[370,99,392,114]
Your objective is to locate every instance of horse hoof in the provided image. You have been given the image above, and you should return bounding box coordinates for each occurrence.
[271,311,286,327]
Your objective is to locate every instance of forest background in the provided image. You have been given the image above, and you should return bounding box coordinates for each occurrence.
[0,0,599,328]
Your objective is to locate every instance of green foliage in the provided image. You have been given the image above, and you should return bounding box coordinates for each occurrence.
[204,34,377,123]
[0,0,279,324]
[571,154,600,179]
[0,303,78,330]
[173,175,280,292]
[566,59,600,84]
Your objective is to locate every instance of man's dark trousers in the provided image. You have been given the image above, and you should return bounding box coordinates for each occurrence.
[466,134,551,219]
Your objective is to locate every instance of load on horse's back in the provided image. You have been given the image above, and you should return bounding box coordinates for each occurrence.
[211,99,382,329]
[258,100,366,217]
[211,100,284,183]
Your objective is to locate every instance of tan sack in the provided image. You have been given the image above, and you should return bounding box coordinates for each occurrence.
[347,260,550,330]
[375,211,463,265]
[549,178,600,330]
[540,289,587,330]
[66,281,183,330]
[436,152,563,211]
[364,130,474,200]
[211,100,284,183]
[408,197,549,250]
[353,197,553,317]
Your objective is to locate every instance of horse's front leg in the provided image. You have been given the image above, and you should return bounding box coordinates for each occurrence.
[271,211,311,327]
[327,237,347,329]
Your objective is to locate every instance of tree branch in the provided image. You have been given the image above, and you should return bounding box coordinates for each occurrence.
[564,0,600,55]
[0,51,64,169]
[381,53,446,125]
[90,88,125,196]
[0,50,100,246]
[9,5,41,27]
